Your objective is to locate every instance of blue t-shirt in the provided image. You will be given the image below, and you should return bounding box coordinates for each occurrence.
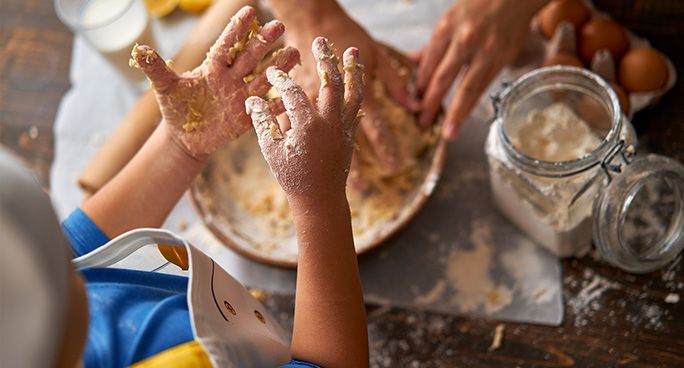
[62,208,318,368]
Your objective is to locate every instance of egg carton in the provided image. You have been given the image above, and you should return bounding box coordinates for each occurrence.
[519,0,677,118]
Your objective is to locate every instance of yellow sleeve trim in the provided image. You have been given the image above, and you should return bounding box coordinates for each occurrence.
[129,340,213,368]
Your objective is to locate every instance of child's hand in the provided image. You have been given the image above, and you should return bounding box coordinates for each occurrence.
[246,37,364,204]
[131,6,300,159]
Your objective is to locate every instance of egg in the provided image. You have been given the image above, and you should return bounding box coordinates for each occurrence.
[538,0,590,38]
[579,19,629,63]
[611,82,630,115]
[618,48,669,92]
[543,52,584,67]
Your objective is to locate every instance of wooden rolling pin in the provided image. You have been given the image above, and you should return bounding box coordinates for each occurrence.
[78,0,259,197]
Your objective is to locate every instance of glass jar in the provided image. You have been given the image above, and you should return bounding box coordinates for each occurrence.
[486,66,684,273]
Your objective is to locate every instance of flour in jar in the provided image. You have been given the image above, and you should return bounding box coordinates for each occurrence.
[508,102,602,162]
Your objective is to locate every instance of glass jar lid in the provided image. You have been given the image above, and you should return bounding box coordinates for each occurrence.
[593,153,684,273]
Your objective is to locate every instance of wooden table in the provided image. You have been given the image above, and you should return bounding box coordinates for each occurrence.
[1,0,682,366]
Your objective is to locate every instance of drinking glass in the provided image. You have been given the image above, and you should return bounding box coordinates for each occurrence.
[55,0,157,87]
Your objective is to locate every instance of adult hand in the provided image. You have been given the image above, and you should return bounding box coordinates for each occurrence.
[130,6,300,159]
[273,1,419,172]
[246,37,364,202]
[417,0,548,140]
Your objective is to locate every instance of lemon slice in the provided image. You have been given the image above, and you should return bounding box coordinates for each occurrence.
[144,0,179,18]
[179,0,213,14]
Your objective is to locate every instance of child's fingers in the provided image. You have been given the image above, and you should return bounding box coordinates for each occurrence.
[266,67,314,130]
[342,47,365,128]
[208,6,257,68]
[230,20,285,77]
[312,37,344,121]
[247,47,300,96]
[246,96,284,153]
[130,44,179,93]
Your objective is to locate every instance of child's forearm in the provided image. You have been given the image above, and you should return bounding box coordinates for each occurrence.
[81,124,206,238]
[288,194,369,368]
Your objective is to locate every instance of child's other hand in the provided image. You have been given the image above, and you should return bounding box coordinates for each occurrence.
[246,37,364,205]
[131,6,299,159]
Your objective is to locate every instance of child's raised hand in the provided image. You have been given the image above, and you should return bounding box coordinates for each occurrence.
[130,6,299,159]
[246,37,364,203]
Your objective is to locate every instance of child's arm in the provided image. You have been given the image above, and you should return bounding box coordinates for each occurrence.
[80,6,299,239]
[247,37,368,367]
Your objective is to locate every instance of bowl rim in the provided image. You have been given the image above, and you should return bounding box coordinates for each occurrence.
[187,132,449,269]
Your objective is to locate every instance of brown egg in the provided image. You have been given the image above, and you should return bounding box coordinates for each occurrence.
[544,52,584,67]
[618,48,669,92]
[579,19,629,64]
[538,0,590,38]
[610,82,630,115]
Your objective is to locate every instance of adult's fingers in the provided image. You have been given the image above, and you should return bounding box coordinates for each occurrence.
[408,48,423,64]
[342,47,364,128]
[416,23,451,94]
[245,96,283,154]
[347,152,367,191]
[230,20,285,77]
[312,37,344,121]
[247,47,300,96]
[376,47,420,112]
[208,6,257,68]
[442,53,499,140]
[130,44,179,93]
[359,97,401,172]
[266,67,314,129]
[418,40,471,127]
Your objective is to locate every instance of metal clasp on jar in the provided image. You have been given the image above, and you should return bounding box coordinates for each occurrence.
[489,81,512,119]
[570,139,636,206]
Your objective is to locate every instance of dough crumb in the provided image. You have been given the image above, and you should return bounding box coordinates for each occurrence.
[226,40,246,66]
[243,73,256,84]
[249,288,267,302]
[183,107,206,132]
[129,43,141,68]
[665,293,680,304]
[318,68,329,88]
[269,122,283,140]
[488,324,505,352]
[143,48,155,63]
[256,33,267,44]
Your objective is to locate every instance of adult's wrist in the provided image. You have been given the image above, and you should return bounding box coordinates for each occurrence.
[268,0,344,32]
